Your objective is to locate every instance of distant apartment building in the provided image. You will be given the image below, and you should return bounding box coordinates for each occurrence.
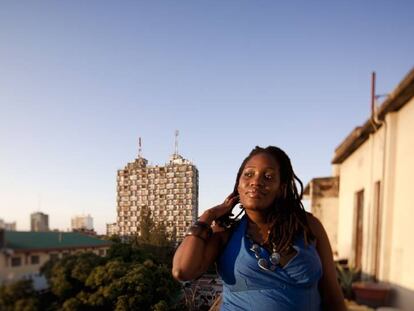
[116,151,198,241]
[71,214,94,231]
[0,229,112,288]
[30,212,49,232]
[106,222,118,236]
[0,219,16,231]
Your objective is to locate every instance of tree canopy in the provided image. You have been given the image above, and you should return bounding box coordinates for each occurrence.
[1,240,185,311]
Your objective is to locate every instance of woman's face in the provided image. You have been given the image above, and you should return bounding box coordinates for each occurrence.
[237,153,282,211]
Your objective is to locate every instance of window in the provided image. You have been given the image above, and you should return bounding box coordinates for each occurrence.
[31,255,40,265]
[11,257,22,267]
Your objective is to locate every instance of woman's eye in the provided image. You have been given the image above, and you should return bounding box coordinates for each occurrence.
[243,171,253,177]
[265,174,273,180]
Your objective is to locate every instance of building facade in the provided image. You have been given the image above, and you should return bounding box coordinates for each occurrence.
[30,212,49,232]
[307,68,414,309]
[116,152,198,241]
[331,68,414,309]
[106,223,118,236]
[0,219,16,231]
[303,176,340,257]
[0,229,112,288]
[71,214,94,231]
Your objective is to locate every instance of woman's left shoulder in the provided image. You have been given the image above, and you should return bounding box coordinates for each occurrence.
[305,212,325,238]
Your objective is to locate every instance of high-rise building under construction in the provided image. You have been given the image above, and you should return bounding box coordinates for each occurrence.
[116,137,198,241]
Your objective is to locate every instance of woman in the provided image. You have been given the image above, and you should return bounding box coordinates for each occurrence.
[173,146,346,310]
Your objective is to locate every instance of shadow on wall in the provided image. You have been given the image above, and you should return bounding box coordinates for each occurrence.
[336,265,413,311]
[389,283,414,311]
[353,280,414,310]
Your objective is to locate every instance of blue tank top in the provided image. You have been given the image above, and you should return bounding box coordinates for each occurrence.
[217,216,322,311]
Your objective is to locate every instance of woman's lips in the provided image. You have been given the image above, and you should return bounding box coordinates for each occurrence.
[246,190,266,198]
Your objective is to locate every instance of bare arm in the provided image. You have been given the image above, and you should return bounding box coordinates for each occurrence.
[307,214,346,311]
[172,193,238,281]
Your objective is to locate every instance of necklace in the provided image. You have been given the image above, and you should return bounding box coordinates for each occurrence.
[246,234,281,271]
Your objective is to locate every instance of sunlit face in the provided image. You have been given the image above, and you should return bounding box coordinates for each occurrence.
[237,153,282,211]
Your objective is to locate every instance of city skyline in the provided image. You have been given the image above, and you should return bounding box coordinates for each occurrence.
[1,1,413,234]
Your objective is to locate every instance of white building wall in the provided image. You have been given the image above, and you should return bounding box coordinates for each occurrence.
[379,112,399,283]
[312,196,339,255]
[337,125,385,272]
[337,95,414,309]
[387,97,414,290]
[337,137,370,262]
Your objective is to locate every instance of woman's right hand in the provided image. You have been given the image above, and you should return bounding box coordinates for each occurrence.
[199,192,239,225]
[172,192,240,281]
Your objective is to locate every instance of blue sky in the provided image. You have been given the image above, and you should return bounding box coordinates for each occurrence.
[0,1,413,233]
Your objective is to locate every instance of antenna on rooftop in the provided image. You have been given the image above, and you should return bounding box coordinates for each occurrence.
[138,137,142,157]
[174,130,179,155]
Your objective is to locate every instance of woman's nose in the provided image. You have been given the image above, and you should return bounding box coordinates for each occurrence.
[250,175,264,186]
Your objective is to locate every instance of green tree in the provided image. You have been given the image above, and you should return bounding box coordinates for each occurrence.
[38,241,183,310]
[149,221,170,247]
[61,297,84,311]
[152,300,168,311]
[0,279,39,311]
[111,260,181,310]
[107,240,150,263]
[139,206,153,243]
[45,252,103,300]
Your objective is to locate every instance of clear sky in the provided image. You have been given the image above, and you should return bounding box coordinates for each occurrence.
[0,1,413,234]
